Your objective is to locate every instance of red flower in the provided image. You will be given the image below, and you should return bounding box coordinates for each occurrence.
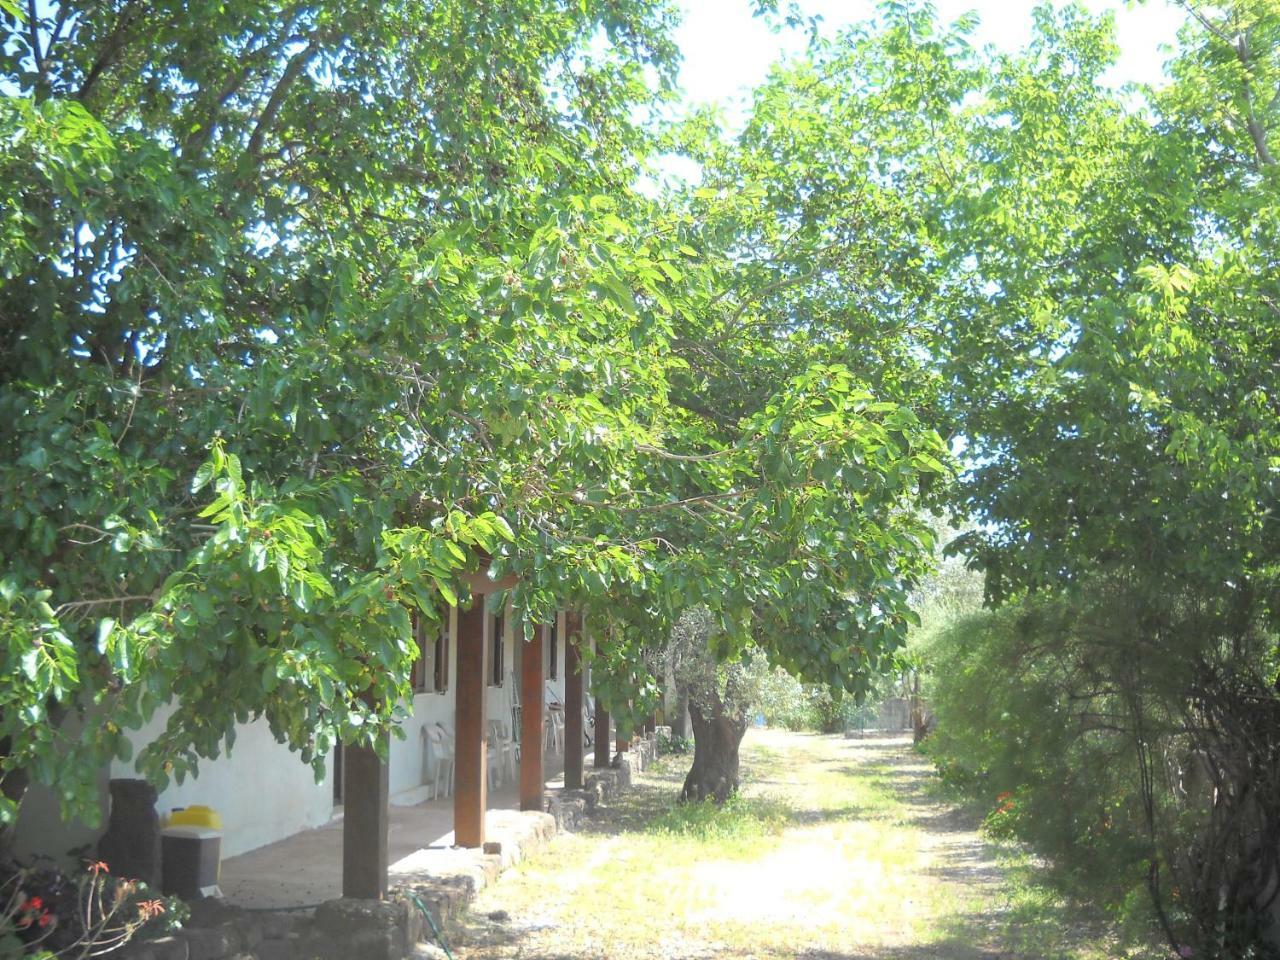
[87,860,110,876]
[37,912,52,929]
[25,896,43,911]
[137,899,166,921]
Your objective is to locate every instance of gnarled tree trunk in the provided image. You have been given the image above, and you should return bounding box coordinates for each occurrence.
[680,700,747,803]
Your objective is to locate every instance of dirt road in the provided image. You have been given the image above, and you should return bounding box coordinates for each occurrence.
[449,729,1150,960]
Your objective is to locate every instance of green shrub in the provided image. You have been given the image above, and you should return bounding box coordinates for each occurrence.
[657,732,691,755]
[758,667,818,730]
[921,596,1159,936]
[921,587,1280,958]
[757,667,849,731]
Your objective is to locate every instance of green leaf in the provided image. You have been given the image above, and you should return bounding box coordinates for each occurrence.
[96,618,115,654]
[192,461,215,495]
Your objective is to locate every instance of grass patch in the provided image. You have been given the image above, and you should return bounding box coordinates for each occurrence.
[995,847,1162,960]
[646,792,791,855]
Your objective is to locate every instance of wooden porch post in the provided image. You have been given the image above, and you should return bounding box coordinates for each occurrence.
[593,704,611,767]
[564,612,584,790]
[519,620,545,811]
[644,713,656,734]
[341,735,389,899]
[454,600,487,848]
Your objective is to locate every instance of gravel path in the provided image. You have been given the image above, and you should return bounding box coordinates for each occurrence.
[446,729,1134,960]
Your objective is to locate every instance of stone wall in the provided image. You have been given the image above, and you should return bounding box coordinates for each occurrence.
[546,730,659,831]
[120,899,299,960]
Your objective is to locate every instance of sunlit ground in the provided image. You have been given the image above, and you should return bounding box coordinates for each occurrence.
[451,729,1160,960]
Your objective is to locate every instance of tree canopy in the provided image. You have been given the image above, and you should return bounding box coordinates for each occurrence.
[0,0,945,831]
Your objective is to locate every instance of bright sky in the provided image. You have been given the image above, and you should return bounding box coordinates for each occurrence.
[674,0,1187,118]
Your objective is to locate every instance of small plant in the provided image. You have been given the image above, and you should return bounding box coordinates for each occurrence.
[982,790,1018,839]
[1,859,182,958]
[657,733,690,755]
[648,793,791,855]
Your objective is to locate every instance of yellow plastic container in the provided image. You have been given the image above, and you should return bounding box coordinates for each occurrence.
[163,805,222,830]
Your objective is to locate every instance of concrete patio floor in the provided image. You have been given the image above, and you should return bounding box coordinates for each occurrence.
[219,747,588,910]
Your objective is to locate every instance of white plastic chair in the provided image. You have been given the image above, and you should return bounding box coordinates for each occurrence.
[492,719,518,783]
[486,721,508,789]
[545,707,565,755]
[428,723,455,799]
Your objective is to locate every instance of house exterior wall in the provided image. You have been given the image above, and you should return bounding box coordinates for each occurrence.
[545,610,567,707]
[485,604,516,727]
[14,703,335,866]
[12,708,109,869]
[107,703,335,860]
[16,600,557,863]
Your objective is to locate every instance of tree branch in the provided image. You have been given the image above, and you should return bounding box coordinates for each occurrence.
[25,0,46,93]
[635,443,733,462]
[54,594,158,619]
[77,1,139,103]
[1236,33,1276,168]
[247,37,323,160]
[1178,3,1276,168]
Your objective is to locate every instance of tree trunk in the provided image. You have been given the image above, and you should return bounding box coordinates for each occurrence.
[911,671,929,745]
[680,701,747,803]
[671,686,689,738]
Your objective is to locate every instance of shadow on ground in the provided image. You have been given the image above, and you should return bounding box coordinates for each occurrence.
[448,732,1120,960]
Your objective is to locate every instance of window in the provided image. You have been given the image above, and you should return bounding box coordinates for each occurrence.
[412,615,448,694]
[490,611,505,687]
[548,617,559,681]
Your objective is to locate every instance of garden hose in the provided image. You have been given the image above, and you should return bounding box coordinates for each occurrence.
[409,893,454,960]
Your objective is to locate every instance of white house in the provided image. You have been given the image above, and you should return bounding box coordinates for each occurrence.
[15,607,572,865]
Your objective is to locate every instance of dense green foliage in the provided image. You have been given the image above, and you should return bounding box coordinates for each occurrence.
[756,664,900,733]
[0,0,944,841]
[703,0,1279,953]
[923,582,1280,954]
[923,600,1161,932]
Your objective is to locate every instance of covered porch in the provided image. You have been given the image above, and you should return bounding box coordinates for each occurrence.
[217,744,595,909]
[325,565,617,901]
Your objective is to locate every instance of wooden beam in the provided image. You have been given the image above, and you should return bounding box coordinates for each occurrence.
[644,713,656,734]
[564,612,584,790]
[341,737,389,899]
[593,704,611,768]
[519,620,545,811]
[454,600,487,848]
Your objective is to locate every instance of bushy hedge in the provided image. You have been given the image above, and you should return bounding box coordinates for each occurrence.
[757,668,847,732]
[922,599,1153,914]
[921,588,1280,958]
